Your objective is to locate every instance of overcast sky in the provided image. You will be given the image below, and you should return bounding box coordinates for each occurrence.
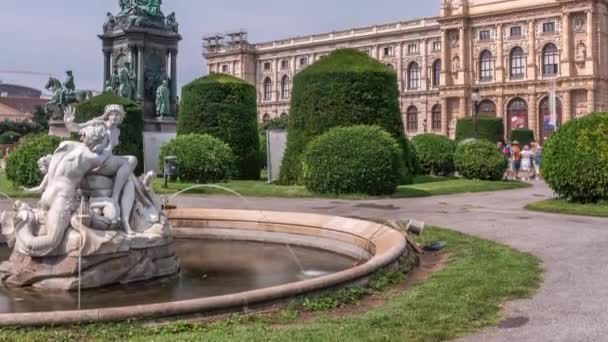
[0,0,438,95]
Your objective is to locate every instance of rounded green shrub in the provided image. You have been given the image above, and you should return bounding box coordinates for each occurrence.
[159,134,236,183]
[510,128,535,146]
[411,134,456,176]
[454,140,507,180]
[75,92,144,174]
[303,125,403,195]
[0,131,21,145]
[456,115,504,143]
[280,48,413,185]
[6,134,62,187]
[542,113,608,203]
[178,74,260,180]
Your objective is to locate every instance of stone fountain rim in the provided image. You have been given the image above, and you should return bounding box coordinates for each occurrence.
[0,208,407,327]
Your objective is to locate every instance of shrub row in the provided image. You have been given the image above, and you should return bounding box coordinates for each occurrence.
[455,115,504,143]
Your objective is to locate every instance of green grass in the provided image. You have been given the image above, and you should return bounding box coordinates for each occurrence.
[0,227,542,342]
[527,199,608,218]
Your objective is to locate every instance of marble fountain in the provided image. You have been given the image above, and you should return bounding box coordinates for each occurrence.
[0,105,411,326]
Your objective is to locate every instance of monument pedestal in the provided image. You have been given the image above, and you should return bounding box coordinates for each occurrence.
[48,120,71,138]
[144,118,177,133]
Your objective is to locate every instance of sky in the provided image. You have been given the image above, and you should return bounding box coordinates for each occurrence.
[0,0,438,95]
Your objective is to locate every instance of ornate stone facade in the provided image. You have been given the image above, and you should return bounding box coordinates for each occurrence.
[204,0,608,143]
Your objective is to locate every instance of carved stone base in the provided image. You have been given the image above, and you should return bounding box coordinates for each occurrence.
[48,120,72,138]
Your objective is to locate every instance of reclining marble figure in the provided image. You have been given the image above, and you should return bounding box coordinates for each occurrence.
[0,104,178,290]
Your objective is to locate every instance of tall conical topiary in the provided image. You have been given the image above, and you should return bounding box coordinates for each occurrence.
[279,48,413,185]
[178,74,260,180]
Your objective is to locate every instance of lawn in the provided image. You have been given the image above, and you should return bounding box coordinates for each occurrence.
[0,227,542,342]
[527,199,608,218]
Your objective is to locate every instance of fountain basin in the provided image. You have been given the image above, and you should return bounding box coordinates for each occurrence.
[0,208,408,326]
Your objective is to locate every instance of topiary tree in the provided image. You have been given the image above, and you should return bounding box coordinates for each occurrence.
[303,125,403,195]
[178,74,260,180]
[75,92,144,174]
[6,134,63,187]
[542,113,608,203]
[454,140,507,181]
[280,48,413,185]
[510,128,535,146]
[456,115,504,143]
[160,134,236,184]
[411,134,456,176]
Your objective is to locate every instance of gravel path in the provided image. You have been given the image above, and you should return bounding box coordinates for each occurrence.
[1,182,606,341]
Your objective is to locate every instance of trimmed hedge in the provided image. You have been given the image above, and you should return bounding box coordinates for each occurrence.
[280,48,413,185]
[178,73,260,180]
[411,134,456,176]
[456,115,504,143]
[6,134,63,187]
[0,131,21,145]
[75,92,144,174]
[159,134,236,183]
[510,128,535,146]
[454,140,507,181]
[542,113,608,203]
[303,126,403,195]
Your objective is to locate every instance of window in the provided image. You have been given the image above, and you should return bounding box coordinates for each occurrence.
[432,41,441,52]
[0,92,7,98]
[432,60,441,87]
[299,57,308,66]
[263,77,273,101]
[543,43,559,76]
[539,96,562,143]
[383,46,394,56]
[281,75,290,99]
[510,47,525,79]
[406,106,418,132]
[386,64,395,70]
[431,105,441,131]
[280,60,288,70]
[507,98,529,134]
[280,112,288,118]
[407,44,418,54]
[407,62,420,90]
[543,22,555,33]
[479,30,491,41]
[262,113,271,124]
[510,26,522,37]
[478,100,497,117]
[479,50,494,81]
[221,64,229,73]
[263,62,271,71]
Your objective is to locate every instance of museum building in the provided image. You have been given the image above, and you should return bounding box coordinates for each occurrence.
[204,0,608,142]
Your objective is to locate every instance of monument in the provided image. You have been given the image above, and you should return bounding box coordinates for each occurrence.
[0,104,179,290]
[100,0,181,133]
[45,71,93,137]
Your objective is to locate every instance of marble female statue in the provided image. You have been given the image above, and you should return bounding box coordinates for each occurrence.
[64,105,138,233]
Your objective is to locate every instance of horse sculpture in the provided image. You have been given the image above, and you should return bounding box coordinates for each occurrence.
[44,77,92,119]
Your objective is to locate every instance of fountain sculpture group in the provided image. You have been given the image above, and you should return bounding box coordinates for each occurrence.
[0,104,179,290]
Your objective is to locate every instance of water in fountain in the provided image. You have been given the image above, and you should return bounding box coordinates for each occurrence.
[168,184,317,277]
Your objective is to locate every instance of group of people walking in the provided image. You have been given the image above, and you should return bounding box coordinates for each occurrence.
[498,140,543,181]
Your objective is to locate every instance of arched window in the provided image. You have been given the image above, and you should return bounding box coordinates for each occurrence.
[507,98,528,135]
[263,77,273,101]
[280,112,288,118]
[406,106,418,132]
[479,50,494,81]
[386,63,394,70]
[432,60,441,87]
[543,43,559,76]
[510,47,525,79]
[478,99,497,117]
[281,75,290,99]
[407,62,420,90]
[431,105,441,131]
[539,96,562,143]
[262,113,271,124]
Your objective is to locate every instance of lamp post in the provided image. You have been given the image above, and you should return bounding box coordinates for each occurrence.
[471,88,481,139]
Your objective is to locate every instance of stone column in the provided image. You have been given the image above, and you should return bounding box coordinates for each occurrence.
[459,96,467,119]
[170,49,178,114]
[561,13,571,77]
[103,48,112,88]
[587,87,595,113]
[441,97,449,135]
[135,45,145,101]
[273,59,279,102]
[397,42,404,92]
[587,9,595,73]
[128,44,136,65]
[562,89,572,123]
[290,56,296,76]
[529,92,537,134]
[440,30,448,86]
[459,27,466,84]
[496,96,504,118]
[421,40,428,90]
[528,21,536,80]
[496,24,504,82]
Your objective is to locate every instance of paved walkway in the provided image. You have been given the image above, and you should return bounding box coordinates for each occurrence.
[173,182,608,342]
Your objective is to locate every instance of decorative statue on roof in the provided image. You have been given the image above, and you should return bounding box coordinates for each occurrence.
[119,0,163,17]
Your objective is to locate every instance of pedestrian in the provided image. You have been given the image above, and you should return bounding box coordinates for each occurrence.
[520,145,534,181]
[532,141,543,181]
[512,141,522,180]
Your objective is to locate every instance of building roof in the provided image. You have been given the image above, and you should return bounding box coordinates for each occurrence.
[0,97,47,115]
[0,102,30,121]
